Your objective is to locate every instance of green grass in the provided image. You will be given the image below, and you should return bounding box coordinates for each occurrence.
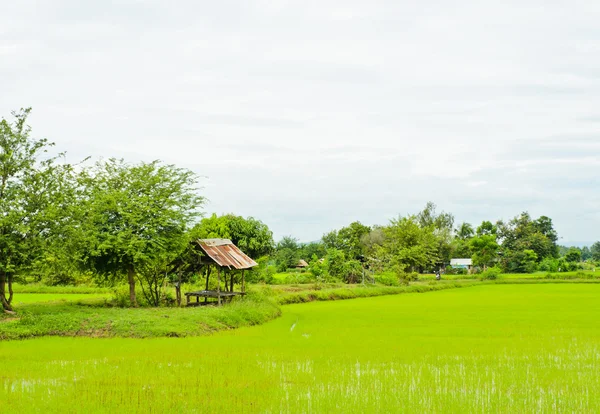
[0,295,280,340]
[11,283,112,294]
[419,269,600,281]
[11,293,112,305]
[2,284,600,412]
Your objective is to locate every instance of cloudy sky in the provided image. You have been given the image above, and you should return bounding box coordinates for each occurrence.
[2,1,599,244]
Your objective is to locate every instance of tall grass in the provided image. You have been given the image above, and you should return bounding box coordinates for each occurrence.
[2,284,600,412]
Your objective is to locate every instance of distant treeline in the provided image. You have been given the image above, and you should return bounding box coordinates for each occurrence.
[1,108,598,311]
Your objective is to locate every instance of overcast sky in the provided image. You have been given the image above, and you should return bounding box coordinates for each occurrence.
[2,1,599,244]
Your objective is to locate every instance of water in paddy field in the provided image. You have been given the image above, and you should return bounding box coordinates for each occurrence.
[3,284,600,412]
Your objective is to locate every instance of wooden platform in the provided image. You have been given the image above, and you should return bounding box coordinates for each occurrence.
[185,290,246,306]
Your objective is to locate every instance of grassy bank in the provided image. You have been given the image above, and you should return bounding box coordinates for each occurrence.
[11,284,112,294]
[272,281,478,305]
[0,295,280,340]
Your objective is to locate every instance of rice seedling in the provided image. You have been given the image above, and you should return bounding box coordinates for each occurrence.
[2,284,600,412]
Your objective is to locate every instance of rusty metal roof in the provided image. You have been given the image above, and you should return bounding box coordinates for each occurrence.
[196,239,258,270]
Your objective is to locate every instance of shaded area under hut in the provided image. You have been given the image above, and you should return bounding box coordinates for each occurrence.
[172,239,257,306]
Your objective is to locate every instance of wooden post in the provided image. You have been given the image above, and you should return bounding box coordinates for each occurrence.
[176,273,182,307]
[242,270,245,294]
[186,294,190,306]
[230,273,234,293]
[218,267,222,306]
[205,266,211,305]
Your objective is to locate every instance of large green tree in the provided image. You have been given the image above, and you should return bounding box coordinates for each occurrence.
[322,221,371,260]
[193,214,275,258]
[590,242,600,262]
[0,108,74,312]
[78,159,203,306]
[497,213,559,272]
[382,215,438,273]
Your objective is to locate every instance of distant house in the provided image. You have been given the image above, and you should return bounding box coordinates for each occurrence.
[296,259,309,269]
[450,258,473,272]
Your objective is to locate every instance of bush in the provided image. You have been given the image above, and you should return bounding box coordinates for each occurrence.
[446,266,467,275]
[344,260,363,284]
[374,271,400,286]
[480,267,502,280]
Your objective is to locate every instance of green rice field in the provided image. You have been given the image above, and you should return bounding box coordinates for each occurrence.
[2,284,600,412]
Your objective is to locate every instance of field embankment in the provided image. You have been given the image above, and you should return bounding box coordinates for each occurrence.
[0,295,280,340]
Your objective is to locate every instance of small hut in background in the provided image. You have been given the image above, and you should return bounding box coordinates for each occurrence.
[183,239,257,306]
[295,259,309,270]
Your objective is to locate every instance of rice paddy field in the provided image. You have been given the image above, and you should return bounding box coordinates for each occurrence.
[3,283,600,412]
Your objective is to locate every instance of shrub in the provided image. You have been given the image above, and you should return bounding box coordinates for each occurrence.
[446,266,467,275]
[344,260,363,284]
[374,271,400,286]
[480,267,502,280]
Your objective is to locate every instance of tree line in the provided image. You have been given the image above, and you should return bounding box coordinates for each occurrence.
[1,108,599,310]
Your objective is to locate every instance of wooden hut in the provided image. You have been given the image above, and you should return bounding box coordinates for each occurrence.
[295,259,309,269]
[184,239,257,306]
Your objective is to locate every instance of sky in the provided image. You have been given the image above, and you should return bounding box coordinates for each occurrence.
[1,1,599,244]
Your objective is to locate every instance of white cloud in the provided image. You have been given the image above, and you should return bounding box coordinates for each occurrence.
[1,0,599,243]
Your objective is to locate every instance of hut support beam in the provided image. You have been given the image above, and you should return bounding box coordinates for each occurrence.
[217,267,221,306]
[204,266,211,304]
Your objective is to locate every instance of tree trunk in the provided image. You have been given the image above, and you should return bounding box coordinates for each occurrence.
[7,273,13,304]
[127,265,138,307]
[0,271,13,312]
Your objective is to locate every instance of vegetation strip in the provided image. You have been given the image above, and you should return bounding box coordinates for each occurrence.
[4,277,600,341]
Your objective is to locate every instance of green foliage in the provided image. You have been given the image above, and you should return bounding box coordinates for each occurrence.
[470,233,499,269]
[324,248,347,281]
[322,221,371,260]
[77,158,203,306]
[538,257,559,272]
[455,222,474,240]
[0,108,77,311]
[591,242,600,262]
[565,247,583,263]
[480,267,502,280]
[497,213,559,272]
[374,271,400,286]
[343,259,363,284]
[193,214,275,258]
[308,255,326,280]
[382,215,439,272]
[445,265,468,275]
[275,247,300,272]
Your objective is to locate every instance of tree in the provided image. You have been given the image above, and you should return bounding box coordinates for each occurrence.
[456,222,474,240]
[581,246,592,261]
[78,159,203,306]
[322,221,371,260]
[298,241,327,261]
[591,242,600,262]
[276,235,299,252]
[194,214,275,258]
[565,247,582,263]
[496,212,559,271]
[476,221,497,236]
[382,215,438,272]
[0,108,75,312]
[470,234,499,270]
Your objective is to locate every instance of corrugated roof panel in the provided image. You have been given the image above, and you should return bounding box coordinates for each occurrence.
[197,239,258,270]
